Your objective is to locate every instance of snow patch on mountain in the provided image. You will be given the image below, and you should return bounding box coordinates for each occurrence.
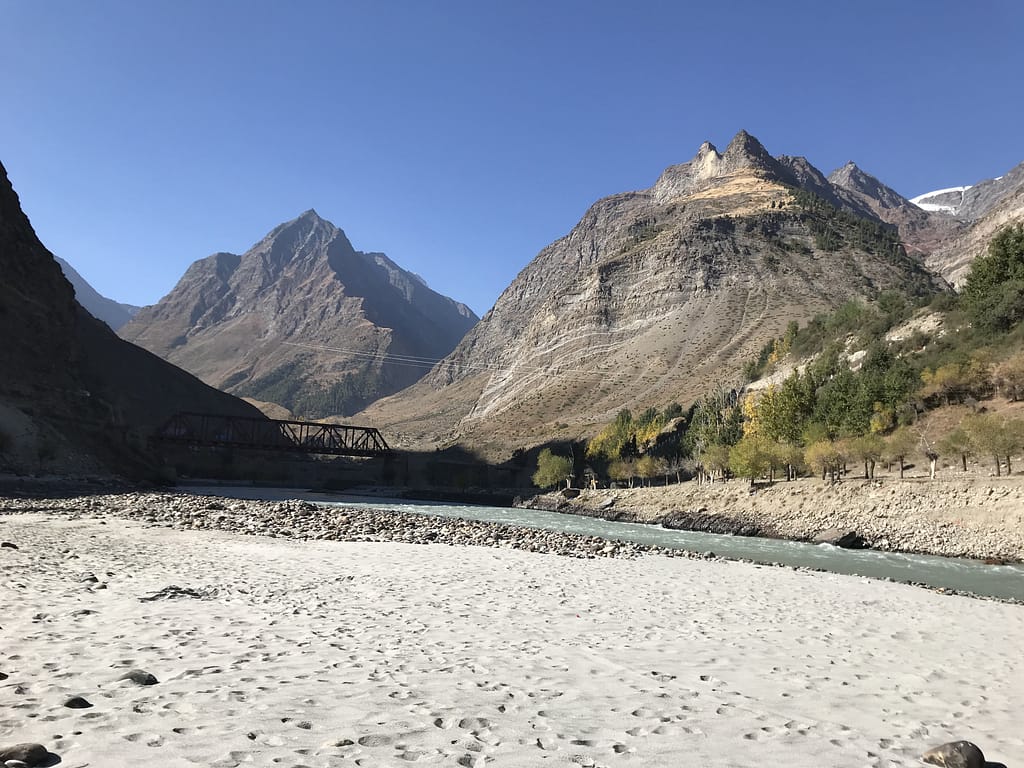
[910,186,971,214]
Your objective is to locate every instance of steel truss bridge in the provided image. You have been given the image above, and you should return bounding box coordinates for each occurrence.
[153,413,391,457]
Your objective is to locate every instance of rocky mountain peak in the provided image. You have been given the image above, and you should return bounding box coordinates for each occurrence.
[722,129,774,167]
[694,141,721,163]
[828,161,868,188]
[120,210,478,418]
[249,209,349,277]
[828,162,910,211]
[653,130,781,202]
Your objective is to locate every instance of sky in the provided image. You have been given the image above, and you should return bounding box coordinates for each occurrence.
[2,0,1022,316]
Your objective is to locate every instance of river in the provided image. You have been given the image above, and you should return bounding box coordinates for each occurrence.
[181,485,1024,601]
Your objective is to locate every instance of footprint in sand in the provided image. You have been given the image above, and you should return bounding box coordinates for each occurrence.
[124,732,165,747]
[358,733,395,747]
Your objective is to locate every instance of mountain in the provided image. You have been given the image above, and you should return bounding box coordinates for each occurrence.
[0,160,262,476]
[119,211,478,418]
[55,256,140,330]
[827,162,959,259]
[358,131,947,458]
[913,161,1024,286]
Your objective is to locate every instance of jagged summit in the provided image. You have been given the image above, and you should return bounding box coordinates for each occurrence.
[653,129,787,202]
[721,129,775,168]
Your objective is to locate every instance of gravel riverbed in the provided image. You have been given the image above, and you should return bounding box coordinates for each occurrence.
[0,491,701,562]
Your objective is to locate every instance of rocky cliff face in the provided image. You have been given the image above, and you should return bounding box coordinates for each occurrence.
[360,131,947,457]
[56,256,140,330]
[120,211,478,417]
[914,160,1024,286]
[0,160,261,476]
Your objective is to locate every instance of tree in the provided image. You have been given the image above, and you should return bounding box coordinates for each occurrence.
[607,458,635,487]
[700,443,732,483]
[586,409,634,463]
[961,223,1024,333]
[635,455,666,487]
[919,364,967,406]
[532,449,573,489]
[847,433,884,479]
[916,428,941,480]
[939,426,974,472]
[962,413,1019,476]
[685,387,744,458]
[994,352,1024,401]
[884,427,917,479]
[773,441,805,481]
[728,434,772,486]
[804,440,844,483]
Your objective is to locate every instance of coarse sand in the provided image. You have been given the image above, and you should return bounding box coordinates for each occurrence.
[1,514,1021,767]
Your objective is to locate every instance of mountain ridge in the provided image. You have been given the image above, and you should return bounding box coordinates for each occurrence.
[359,131,948,458]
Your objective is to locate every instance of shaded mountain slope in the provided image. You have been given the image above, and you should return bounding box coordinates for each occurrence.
[0,160,262,476]
[120,211,478,417]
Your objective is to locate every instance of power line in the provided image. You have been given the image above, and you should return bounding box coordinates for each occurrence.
[280,340,672,383]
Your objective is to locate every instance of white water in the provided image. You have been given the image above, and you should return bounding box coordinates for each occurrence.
[182,485,1024,601]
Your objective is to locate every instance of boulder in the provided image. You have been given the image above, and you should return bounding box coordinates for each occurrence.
[0,743,50,767]
[812,528,868,549]
[118,669,158,685]
[921,740,986,768]
[560,488,580,499]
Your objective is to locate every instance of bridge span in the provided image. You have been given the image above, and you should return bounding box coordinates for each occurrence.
[153,413,391,457]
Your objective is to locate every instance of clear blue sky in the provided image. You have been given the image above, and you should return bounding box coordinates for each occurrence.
[3,0,1021,316]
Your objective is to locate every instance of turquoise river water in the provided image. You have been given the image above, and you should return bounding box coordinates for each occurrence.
[181,485,1024,601]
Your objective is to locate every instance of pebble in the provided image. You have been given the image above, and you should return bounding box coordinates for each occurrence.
[0,542,18,550]
[0,492,677,563]
[63,696,92,709]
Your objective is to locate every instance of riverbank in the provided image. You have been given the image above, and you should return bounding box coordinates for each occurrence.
[2,503,1021,767]
[522,476,1024,563]
[0,492,681,560]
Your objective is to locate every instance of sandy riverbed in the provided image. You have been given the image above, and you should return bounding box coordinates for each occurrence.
[1,510,1021,767]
